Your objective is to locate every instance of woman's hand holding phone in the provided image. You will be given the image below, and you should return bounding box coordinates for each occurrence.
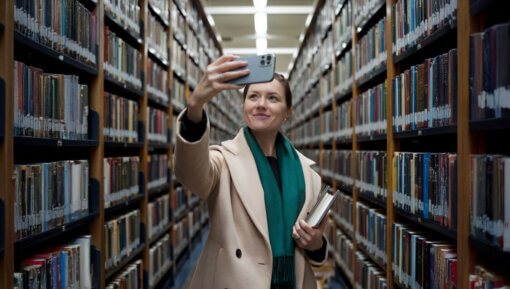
[187,55,249,123]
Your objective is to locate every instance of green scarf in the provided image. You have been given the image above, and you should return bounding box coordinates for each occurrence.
[243,127,305,289]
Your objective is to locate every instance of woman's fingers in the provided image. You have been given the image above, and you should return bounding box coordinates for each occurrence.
[216,58,249,73]
[211,54,239,66]
[221,69,250,82]
[294,221,312,243]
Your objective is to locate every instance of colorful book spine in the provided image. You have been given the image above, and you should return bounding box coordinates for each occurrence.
[392,49,457,132]
[469,23,510,121]
[104,210,141,271]
[469,265,510,289]
[173,218,189,257]
[172,78,186,110]
[14,235,92,289]
[104,27,142,89]
[172,186,188,217]
[103,92,139,143]
[147,11,168,63]
[148,195,170,239]
[334,150,354,187]
[147,154,168,190]
[147,58,169,103]
[172,38,186,77]
[335,191,354,235]
[334,229,354,281]
[106,259,144,289]
[354,251,388,289]
[353,0,386,27]
[355,17,386,81]
[321,110,333,142]
[392,0,457,55]
[356,150,388,201]
[149,234,172,287]
[104,0,140,36]
[355,81,387,137]
[356,202,387,266]
[103,157,140,209]
[392,222,457,289]
[14,160,89,240]
[470,155,510,250]
[393,152,458,230]
[147,107,168,143]
[189,205,202,238]
[335,50,353,96]
[14,61,89,140]
[14,0,97,65]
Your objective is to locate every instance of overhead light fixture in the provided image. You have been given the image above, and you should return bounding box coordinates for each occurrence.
[207,15,215,27]
[256,38,267,54]
[253,0,267,9]
[254,12,267,36]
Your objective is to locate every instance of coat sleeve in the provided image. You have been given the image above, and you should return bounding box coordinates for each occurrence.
[173,109,224,200]
[305,170,329,267]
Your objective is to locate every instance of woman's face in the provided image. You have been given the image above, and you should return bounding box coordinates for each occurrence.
[243,79,291,134]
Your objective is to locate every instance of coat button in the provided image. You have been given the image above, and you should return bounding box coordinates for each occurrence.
[236,249,242,258]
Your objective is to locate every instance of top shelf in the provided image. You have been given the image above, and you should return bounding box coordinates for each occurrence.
[104,13,143,48]
[148,2,170,28]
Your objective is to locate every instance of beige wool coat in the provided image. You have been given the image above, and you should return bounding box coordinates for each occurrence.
[173,110,328,289]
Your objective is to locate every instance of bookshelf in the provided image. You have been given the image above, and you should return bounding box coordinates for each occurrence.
[287,0,510,288]
[0,0,241,288]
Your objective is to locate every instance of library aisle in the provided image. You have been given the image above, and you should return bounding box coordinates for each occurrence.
[1,0,510,288]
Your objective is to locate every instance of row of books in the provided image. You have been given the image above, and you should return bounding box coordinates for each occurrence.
[321,69,334,108]
[187,1,199,33]
[147,107,168,143]
[392,49,458,132]
[469,265,510,289]
[355,17,386,82]
[104,0,140,37]
[14,160,89,241]
[104,27,143,90]
[104,157,140,209]
[148,0,169,24]
[335,100,354,142]
[106,259,143,289]
[147,11,168,64]
[393,152,458,230]
[333,229,354,281]
[210,126,234,146]
[148,234,172,287]
[173,218,189,257]
[148,195,170,240]
[319,0,335,36]
[147,58,169,104]
[354,81,387,137]
[353,0,385,28]
[14,61,89,140]
[334,50,353,97]
[189,205,203,238]
[147,154,168,190]
[392,222,457,289]
[14,235,92,289]
[356,150,388,202]
[334,191,354,235]
[187,61,200,90]
[356,202,387,266]
[392,0,457,55]
[470,155,510,250]
[292,84,319,126]
[172,38,186,77]
[104,209,142,271]
[334,150,354,187]
[320,34,334,70]
[334,0,353,51]
[294,116,321,145]
[173,186,188,217]
[103,92,139,143]
[355,251,388,289]
[172,5,186,46]
[470,23,510,121]
[14,0,97,65]
[199,46,208,72]
[172,78,186,110]
[187,28,199,64]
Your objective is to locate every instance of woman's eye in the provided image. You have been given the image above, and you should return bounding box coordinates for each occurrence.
[249,94,257,99]
[269,96,279,101]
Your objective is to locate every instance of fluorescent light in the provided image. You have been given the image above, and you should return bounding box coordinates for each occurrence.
[305,14,312,27]
[207,15,215,26]
[223,47,297,54]
[256,38,267,54]
[254,12,267,36]
[206,6,313,14]
[217,35,222,42]
[253,0,267,9]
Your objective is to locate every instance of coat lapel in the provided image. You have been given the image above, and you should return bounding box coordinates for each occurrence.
[222,130,271,250]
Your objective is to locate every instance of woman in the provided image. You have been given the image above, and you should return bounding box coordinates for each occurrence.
[174,55,329,289]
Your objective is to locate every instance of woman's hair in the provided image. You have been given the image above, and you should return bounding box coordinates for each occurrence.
[242,73,293,109]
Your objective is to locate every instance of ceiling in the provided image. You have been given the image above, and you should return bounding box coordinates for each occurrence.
[201,0,316,77]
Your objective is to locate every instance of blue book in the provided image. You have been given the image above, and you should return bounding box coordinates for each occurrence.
[423,153,430,219]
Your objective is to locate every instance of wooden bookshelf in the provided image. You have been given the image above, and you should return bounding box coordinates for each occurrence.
[287,0,510,288]
[0,0,239,288]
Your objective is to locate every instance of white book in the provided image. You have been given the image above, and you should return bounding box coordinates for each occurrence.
[72,235,92,289]
[305,186,339,227]
[72,161,81,217]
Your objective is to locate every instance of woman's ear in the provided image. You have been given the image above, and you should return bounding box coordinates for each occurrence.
[285,108,292,121]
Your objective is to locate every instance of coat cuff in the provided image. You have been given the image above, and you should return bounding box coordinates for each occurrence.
[305,236,328,266]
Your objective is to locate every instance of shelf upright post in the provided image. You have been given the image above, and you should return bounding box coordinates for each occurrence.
[0,0,14,288]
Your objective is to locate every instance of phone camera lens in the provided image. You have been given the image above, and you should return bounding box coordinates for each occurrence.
[260,60,265,65]
[267,55,272,61]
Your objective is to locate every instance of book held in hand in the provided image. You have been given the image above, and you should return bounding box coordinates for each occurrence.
[305,186,339,228]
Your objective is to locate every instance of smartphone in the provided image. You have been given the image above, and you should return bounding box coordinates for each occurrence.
[226,54,276,85]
